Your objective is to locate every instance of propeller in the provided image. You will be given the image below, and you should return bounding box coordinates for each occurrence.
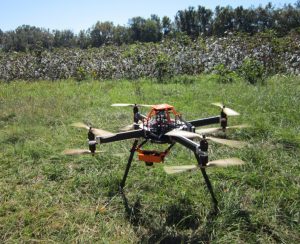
[165,130,248,148]
[111,103,153,107]
[206,136,247,149]
[165,130,201,139]
[164,158,245,174]
[206,158,245,167]
[211,103,240,116]
[164,165,197,174]
[196,127,221,134]
[63,149,102,156]
[71,122,89,130]
[119,122,143,132]
[71,122,115,137]
[196,124,249,135]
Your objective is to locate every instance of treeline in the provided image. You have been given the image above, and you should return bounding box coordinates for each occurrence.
[0,2,300,52]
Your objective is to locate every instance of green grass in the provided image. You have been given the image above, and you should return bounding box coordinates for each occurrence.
[0,75,299,243]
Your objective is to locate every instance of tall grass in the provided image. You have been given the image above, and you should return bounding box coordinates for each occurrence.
[0,75,299,243]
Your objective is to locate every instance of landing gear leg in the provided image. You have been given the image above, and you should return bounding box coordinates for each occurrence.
[119,139,139,192]
[195,153,219,212]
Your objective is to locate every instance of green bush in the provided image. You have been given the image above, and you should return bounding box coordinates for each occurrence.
[238,58,265,84]
[75,66,88,81]
[155,52,173,82]
[213,64,236,83]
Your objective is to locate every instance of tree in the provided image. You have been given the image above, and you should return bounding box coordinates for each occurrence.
[77,30,90,49]
[213,6,236,36]
[53,29,76,48]
[233,6,245,32]
[1,25,53,52]
[128,16,146,42]
[0,29,3,47]
[1,3,299,52]
[232,6,256,34]
[128,16,162,43]
[196,6,213,36]
[273,4,300,35]
[254,3,275,32]
[1,31,13,51]
[141,15,162,42]
[175,7,199,38]
[162,16,172,36]
[112,25,132,45]
[90,21,114,47]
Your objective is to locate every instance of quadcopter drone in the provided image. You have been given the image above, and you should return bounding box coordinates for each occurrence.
[64,103,248,209]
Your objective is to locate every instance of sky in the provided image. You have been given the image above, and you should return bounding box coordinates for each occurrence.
[0,0,297,33]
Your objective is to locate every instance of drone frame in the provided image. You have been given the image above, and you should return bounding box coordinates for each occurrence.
[68,103,245,211]
[97,111,222,210]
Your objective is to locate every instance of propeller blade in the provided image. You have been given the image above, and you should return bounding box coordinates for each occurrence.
[206,158,245,168]
[206,136,247,148]
[164,158,245,174]
[111,103,153,107]
[120,122,143,132]
[71,122,90,130]
[165,130,201,139]
[211,102,223,108]
[63,149,101,155]
[111,103,134,107]
[211,103,240,116]
[164,165,197,174]
[196,127,221,135]
[71,122,114,137]
[120,124,135,131]
[223,107,240,116]
[196,124,249,135]
[91,128,115,137]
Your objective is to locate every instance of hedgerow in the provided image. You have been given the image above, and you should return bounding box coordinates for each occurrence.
[0,34,299,82]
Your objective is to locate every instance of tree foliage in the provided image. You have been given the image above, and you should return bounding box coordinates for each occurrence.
[128,15,162,42]
[90,21,114,47]
[2,25,53,52]
[0,3,300,52]
[53,30,76,48]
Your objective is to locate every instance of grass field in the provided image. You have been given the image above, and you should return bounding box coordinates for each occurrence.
[0,75,299,243]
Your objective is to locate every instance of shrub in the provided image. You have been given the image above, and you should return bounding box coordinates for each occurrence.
[0,35,299,81]
[238,58,265,84]
[213,64,236,83]
[155,52,173,82]
[75,66,88,81]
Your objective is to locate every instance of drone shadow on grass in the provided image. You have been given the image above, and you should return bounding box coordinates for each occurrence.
[119,190,282,243]
[120,190,219,243]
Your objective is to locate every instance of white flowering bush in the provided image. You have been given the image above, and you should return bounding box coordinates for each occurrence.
[0,35,299,82]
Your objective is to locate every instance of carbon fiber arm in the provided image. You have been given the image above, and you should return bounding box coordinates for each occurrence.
[170,135,200,154]
[187,116,220,127]
[96,129,145,144]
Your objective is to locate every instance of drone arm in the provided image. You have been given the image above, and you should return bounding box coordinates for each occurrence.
[187,116,220,127]
[170,135,200,154]
[96,129,144,144]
